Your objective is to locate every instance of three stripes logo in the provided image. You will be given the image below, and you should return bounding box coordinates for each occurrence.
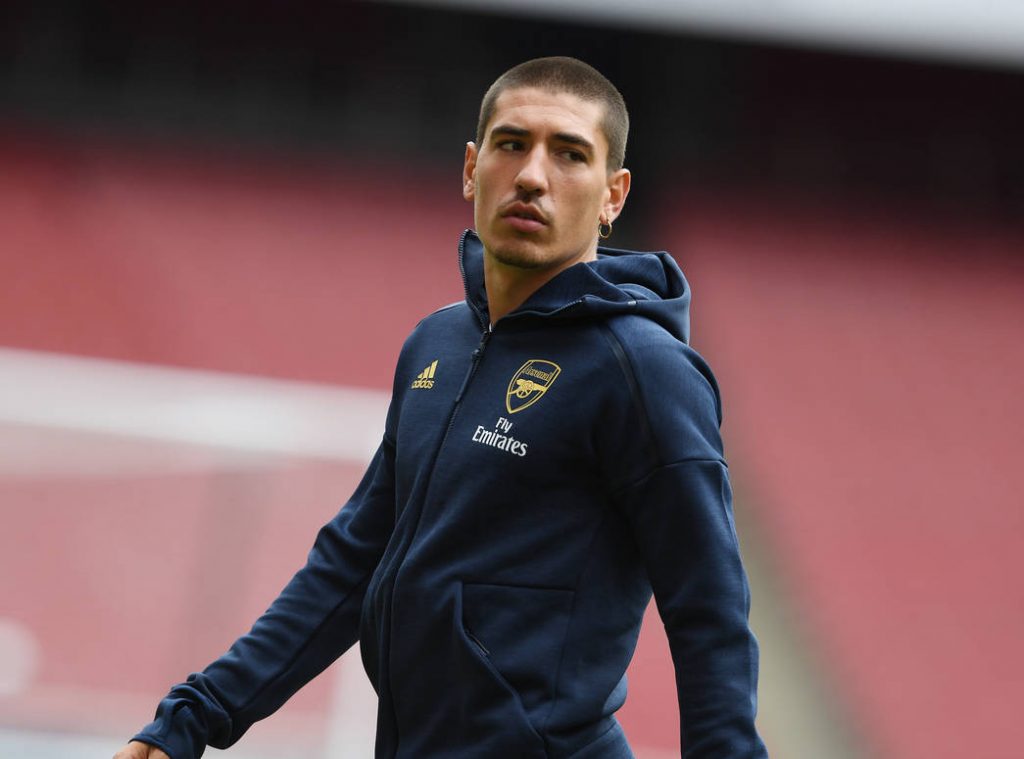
[411,360,438,390]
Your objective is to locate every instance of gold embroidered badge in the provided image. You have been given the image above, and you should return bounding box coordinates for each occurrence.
[506,359,561,413]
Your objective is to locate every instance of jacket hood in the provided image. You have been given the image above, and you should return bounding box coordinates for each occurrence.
[459,229,692,344]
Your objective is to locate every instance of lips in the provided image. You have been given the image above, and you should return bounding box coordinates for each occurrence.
[501,202,548,232]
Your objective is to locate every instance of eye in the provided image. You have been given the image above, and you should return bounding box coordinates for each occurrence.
[497,140,524,152]
[561,149,587,163]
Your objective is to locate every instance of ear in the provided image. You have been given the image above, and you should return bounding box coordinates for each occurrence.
[463,141,478,201]
[602,168,631,224]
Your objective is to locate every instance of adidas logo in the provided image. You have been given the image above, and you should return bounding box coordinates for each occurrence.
[411,360,438,390]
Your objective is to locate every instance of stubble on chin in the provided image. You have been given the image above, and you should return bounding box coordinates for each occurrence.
[484,225,551,269]
[488,243,547,270]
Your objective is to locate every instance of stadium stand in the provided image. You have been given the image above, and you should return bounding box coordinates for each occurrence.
[659,190,1024,759]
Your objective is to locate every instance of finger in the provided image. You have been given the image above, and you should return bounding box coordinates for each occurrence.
[112,740,167,759]
[111,745,143,759]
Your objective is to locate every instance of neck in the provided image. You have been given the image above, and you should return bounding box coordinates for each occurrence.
[483,244,597,324]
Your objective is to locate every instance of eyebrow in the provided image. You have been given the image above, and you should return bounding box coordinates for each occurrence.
[490,124,595,154]
[490,124,530,140]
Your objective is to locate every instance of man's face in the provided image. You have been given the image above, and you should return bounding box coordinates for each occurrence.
[463,87,630,273]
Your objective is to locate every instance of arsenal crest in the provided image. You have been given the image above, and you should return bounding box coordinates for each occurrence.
[506,359,561,414]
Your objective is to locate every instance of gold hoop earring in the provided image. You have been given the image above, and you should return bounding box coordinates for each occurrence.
[598,220,613,239]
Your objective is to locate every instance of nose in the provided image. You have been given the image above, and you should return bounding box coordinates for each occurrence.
[514,145,548,196]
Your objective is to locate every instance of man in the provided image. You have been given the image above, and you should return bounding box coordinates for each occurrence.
[115,56,767,759]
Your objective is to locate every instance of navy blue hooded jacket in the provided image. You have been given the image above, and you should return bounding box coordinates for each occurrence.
[133,230,767,758]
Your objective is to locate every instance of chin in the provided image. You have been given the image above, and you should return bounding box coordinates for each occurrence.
[490,245,547,270]
[484,233,550,270]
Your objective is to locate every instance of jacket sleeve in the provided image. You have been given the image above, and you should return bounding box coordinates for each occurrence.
[604,330,768,758]
[130,435,397,759]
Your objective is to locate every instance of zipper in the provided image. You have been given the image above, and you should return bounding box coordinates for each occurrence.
[500,296,587,322]
[466,629,490,656]
[382,322,493,726]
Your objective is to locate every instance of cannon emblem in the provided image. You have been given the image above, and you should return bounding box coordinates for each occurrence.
[505,359,562,414]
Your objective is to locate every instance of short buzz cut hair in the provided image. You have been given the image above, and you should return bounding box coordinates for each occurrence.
[476,56,630,172]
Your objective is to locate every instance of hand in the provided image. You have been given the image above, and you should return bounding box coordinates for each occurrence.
[112,740,171,759]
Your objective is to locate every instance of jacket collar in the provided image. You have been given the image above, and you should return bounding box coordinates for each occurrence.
[458,229,692,343]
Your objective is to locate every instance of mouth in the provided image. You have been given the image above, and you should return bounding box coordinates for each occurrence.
[501,203,548,232]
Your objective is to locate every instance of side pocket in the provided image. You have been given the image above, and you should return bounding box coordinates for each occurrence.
[462,581,575,731]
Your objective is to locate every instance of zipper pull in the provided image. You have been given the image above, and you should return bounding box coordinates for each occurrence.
[455,328,492,404]
[473,325,493,359]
